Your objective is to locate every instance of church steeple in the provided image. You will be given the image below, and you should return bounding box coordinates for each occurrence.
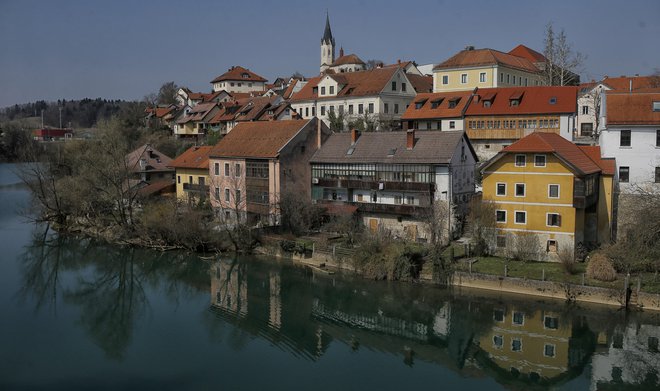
[320,12,336,73]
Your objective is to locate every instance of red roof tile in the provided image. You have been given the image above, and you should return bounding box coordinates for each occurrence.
[406,74,433,93]
[579,146,615,176]
[465,86,577,116]
[332,53,365,66]
[170,146,213,169]
[508,44,546,63]
[211,65,267,83]
[401,91,473,120]
[209,119,310,159]
[606,92,660,125]
[291,67,402,102]
[502,132,600,175]
[600,75,660,92]
[434,48,541,73]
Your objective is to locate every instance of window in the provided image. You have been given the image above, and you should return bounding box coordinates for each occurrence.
[402,82,407,92]
[235,163,241,177]
[214,187,220,200]
[515,211,526,224]
[513,312,524,325]
[496,183,506,196]
[224,188,230,202]
[493,335,503,348]
[479,72,486,83]
[496,210,507,223]
[500,73,504,83]
[449,121,455,129]
[311,106,316,116]
[548,184,560,198]
[305,107,309,117]
[649,336,659,353]
[177,175,181,184]
[394,195,402,204]
[512,338,522,352]
[582,105,589,115]
[368,103,374,113]
[384,103,389,114]
[656,167,660,183]
[496,235,506,248]
[653,101,660,111]
[515,154,526,167]
[329,105,334,113]
[321,86,326,95]
[547,213,561,227]
[619,166,629,183]
[656,130,660,147]
[493,309,505,322]
[391,81,397,91]
[224,163,229,176]
[515,183,525,197]
[547,239,558,252]
[320,106,326,116]
[189,175,193,183]
[442,75,448,84]
[358,104,364,114]
[544,316,559,329]
[544,344,556,357]
[236,189,241,203]
[394,104,399,114]
[461,73,467,84]
[348,104,354,114]
[534,154,546,167]
[329,86,334,94]
[620,130,631,147]
[506,74,510,84]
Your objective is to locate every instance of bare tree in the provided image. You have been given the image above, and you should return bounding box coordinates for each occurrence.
[543,23,585,86]
[423,200,451,248]
[156,81,179,106]
[466,197,497,256]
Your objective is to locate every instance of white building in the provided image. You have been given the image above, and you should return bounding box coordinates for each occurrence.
[598,92,660,191]
[210,66,267,94]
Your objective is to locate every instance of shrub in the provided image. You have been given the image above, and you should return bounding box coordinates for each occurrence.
[586,253,617,282]
[558,247,578,274]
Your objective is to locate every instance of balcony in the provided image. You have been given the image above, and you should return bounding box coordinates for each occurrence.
[316,199,428,216]
[315,178,434,193]
[183,183,209,194]
[572,177,597,209]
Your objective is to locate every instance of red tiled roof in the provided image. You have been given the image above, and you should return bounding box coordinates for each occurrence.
[170,146,213,169]
[209,119,310,159]
[433,48,541,73]
[211,65,267,83]
[508,44,546,63]
[138,180,175,197]
[147,106,175,118]
[579,146,615,176]
[406,74,433,93]
[600,75,660,92]
[126,144,174,173]
[291,67,402,102]
[282,80,298,99]
[331,53,365,66]
[502,132,600,175]
[401,91,473,120]
[606,92,660,125]
[465,86,577,116]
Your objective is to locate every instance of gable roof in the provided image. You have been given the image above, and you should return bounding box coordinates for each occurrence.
[406,73,433,93]
[209,119,311,159]
[332,53,365,66]
[310,130,470,164]
[606,92,660,125]
[169,146,213,169]
[465,86,577,116]
[291,67,402,102]
[433,48,541,73]
[600,75,660,92]
[126,144,174,173]
[146,106,176,118]
[491,132,600,175]
[177,102,218,124]
[579,146,615,176]
[211,65,267,83]
[508,44,546,63]
[402,91,473,120]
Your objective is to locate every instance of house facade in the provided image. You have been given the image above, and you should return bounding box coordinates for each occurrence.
[599,92,660,192]
[210,66,267,94]
[464,86,577,160]
[175,102,220,139]
[432,46,545,93]
[401,91,473,131]
[126,144,175,183]
[208,119,330,226]
[170,146,213,203]
[481,132,614,260]
[309,129,477,242]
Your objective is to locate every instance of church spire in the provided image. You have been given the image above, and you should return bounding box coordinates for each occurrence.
[322,11,334,45]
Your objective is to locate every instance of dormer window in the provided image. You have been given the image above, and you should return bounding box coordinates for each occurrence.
[483,100,491,108]
[242,73,249,79]
[448,98,460,109]
[415,99,428,109]
[431,98,444,109]
[509,91,523,106]
[549,97,557,105]
[653,101,660,111]
[387,148,397,156]
[510,99,520,107]
[312,87,318,95]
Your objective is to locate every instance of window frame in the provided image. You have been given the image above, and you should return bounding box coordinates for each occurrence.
[514,210,527,225]
[496,210,507,223]
[515,183,526,197]
[511,337,523,352]
[619,166,630,183]
[515,154,526,167]
[534,154,546,167]
[548,184,560,199]
[496,182,506,196]
[544,343,556,358]
[442,75,448,85]
[546,213,561,227]
[620,129,631,147]
[512,311,525,326]
[479,72,486,83]
[460,73,468,84]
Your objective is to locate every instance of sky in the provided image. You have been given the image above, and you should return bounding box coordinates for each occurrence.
[0,0,659,108]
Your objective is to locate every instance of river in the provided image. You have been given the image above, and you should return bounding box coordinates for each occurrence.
[1,163,659,390]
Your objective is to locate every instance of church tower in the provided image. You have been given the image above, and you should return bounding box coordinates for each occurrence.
[320,13,335,73]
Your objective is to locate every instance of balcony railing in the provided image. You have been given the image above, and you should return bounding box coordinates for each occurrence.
[183,183,209,194]
[315,178,434,193]
[316,199,428,216]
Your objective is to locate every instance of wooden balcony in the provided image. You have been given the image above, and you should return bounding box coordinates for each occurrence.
[315,178,434,193]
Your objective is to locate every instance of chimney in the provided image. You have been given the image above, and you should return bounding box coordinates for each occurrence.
[351,129,361,145]
[630,79,633,92]
[397,59,401,64]
[406,129,415,150]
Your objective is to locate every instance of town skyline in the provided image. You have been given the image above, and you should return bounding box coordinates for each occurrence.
[1,0,659,108]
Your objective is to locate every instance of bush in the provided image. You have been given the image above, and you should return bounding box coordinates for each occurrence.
[558,247,578,274]
[586,253,617,282]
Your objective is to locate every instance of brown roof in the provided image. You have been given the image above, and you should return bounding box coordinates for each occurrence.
[282,80,298,99]
[579,146,615,176]
[331,53,365,66]
[170,146,213,169]
[291,67,402,102]
[465,86,577,116]
[126,144,174,173]
[401,91,473,120]
[605,92,660,125]
[177,102,219,124]
[146,106,175,118]
[508,44,546,63]
[211,65,267,83]
[500,132,600,175]
[310,130,470,164]
[433,48,541,73]
[209,119,311,159]
[600,75,660,92]
[137,180,175,197]
[406,74,433,93]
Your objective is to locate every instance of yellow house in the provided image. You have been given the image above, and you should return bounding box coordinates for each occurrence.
[170,145,213,202]
[477,306,574,382]
[481,132,614,260]
[433,46,545,93]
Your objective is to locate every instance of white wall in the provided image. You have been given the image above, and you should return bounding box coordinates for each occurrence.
[600,126,660,191]
[212,80,266,93]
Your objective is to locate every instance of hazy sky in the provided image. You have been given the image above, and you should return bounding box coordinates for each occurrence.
[1,0,658,108]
